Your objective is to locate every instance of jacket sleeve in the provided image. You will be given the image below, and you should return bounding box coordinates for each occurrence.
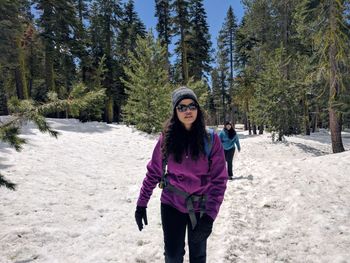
[137,135,163,207]
[235,135,241,151]
[218,130,224,142]
[206,133,228,220]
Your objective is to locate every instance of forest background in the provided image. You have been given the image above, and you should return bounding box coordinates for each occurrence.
[1,0,350,189]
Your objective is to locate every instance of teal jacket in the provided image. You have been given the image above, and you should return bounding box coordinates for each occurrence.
[219,129,241,151]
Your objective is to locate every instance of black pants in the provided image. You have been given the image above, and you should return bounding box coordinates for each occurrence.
[161,203,207,263]
[224,148,235,178]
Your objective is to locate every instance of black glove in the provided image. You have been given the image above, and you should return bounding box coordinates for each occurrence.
[190,214,214,244]
[135,206,148,231]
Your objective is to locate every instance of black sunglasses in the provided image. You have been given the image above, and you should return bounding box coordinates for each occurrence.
[176,102,198,112]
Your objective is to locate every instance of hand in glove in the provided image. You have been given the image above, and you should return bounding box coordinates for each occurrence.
[190,214,214,244]
[135,206,148,231]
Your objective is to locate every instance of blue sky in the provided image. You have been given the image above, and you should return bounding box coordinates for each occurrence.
[133,0,245,47]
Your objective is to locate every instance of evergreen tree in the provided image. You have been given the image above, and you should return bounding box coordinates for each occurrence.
[122,33,172,133]
[116,0,146,121]
[251,47,300,141]
[0,85,104,190]
[35,0,78,96]
[117,0,146,63]
[236,0,300,132]
[216,27,230,122]
[0,67,8,115]
[210,68,222,125]
[299,0,349,153]
[172,0,191,83]
[234,17,258,131]
[216,6,238,122]
[187,0,212,81]
[76,55,107,121]
[155,0,172,76]
[73,0,91,83]
[186,77,210,107]
[25,24,46,102]
[0,0,31,101]
[220,6,237,88]
[89,0,122,123]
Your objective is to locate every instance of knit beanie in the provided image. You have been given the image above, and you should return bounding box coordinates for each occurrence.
[171,86,198,109]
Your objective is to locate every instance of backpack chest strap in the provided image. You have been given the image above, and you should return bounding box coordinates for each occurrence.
[165,181,207,229]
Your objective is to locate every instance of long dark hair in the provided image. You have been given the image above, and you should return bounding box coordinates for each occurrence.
[224,121,236,139]
[162,106,208,163]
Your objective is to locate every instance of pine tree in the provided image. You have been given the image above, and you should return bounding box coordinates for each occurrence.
[155,0,172,76]
[76,55,107,121]
[299,0,349,153]
[72,0,91,83]
[220,6,237,88]
[0,86,105,190]
[251,47,300,141]
[122,33,172,133]
[234,17,258,131]
[35,0,78,98]
[235,0,296,132]
[187,0,212,81]
[216,28,230,122]
[0,0,31,101]
[117,0,146,63]
[0,68,8,115]
[172,0,191,83]
[216,6,238,122]
[210,68,222,125]
[89,0,122,123]
[115,0,146,121]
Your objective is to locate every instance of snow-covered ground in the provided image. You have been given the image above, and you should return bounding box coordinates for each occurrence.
[1,119,349,263]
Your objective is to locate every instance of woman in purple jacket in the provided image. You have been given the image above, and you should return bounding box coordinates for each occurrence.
[135,86,227,263]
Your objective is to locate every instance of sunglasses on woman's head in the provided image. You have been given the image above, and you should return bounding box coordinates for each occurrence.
[176,102,198,112]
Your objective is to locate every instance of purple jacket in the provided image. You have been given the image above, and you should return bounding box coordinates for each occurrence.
[137,133,227,220]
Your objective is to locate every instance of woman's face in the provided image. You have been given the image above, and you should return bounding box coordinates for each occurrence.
[176,98,198,130]
[225,124,232,130]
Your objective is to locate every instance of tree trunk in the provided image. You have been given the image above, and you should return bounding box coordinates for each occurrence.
[311,114,316,133]
[106,96,113,124]
[179,13,188,84]
[278,132,283,141]
[77,0,87,83]
[14,40,28,99]
[252,124,257,135]
[0,79,9,115]
[329,109,344,152]
[243,99,248,130]
[311,104,319,133]
[259,125,264,134]
[328,2,344,153]
[243,113,248,130]
[28,43,34,98]
[44,44,55,92]
[104,13,114,123]
[14,68,25,99]
[165,45,171,81]
[231,105,236,126]
[229,26,234,122]
[221,77,225,122]
[303,93,310,135]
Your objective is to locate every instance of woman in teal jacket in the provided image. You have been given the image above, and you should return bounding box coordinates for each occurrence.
[219,121,241,180]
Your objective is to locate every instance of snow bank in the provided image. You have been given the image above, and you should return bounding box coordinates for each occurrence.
[1,119,349,263]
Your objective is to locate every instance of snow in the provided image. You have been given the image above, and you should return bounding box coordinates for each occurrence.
[1,118,350,263]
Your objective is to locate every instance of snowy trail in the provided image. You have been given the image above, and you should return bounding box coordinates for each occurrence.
[215,134,350,263]
[1,119,350,263]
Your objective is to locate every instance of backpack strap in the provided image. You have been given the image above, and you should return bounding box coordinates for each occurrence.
[159,129,214,188]
[204,128,215,172]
